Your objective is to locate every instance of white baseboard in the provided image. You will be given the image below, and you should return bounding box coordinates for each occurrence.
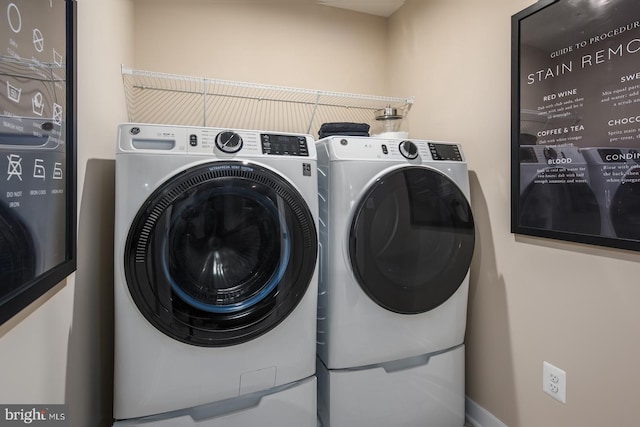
[465,397,508,427]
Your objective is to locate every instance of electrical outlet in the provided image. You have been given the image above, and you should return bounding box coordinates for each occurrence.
[543,361,566,403]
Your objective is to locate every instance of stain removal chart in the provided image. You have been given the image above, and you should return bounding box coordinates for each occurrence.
[512,0,640,251]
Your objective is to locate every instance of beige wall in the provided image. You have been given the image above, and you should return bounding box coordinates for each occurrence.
[389,1,640,426]
[131,0,388,94]
[2,1,639,426]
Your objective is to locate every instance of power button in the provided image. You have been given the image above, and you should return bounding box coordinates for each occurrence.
[381,144,388,155]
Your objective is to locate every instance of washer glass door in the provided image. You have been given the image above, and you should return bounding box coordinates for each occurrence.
[349,166,475,314]
[125,161,317,347]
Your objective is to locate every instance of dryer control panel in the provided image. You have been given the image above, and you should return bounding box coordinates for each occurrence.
[320,136,465,163]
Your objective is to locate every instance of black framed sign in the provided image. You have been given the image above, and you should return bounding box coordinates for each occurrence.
[512,0,640,251]
[0,0,77,325]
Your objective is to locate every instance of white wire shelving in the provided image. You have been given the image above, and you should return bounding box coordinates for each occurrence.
[121,66,414,137]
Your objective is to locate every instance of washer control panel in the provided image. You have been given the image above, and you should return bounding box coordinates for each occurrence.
[119,124,315,158]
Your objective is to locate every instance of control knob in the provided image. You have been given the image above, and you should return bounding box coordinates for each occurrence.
[399,140,419,160]
[215,131,243,153]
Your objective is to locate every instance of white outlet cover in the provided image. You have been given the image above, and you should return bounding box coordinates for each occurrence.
[543,361,566,403]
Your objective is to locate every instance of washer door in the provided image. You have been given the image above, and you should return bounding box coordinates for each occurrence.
[125,161,317,347]
[349,166,475,314]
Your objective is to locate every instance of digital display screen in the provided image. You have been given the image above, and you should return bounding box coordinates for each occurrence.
[429,143,462,161]
[261,134,309,156]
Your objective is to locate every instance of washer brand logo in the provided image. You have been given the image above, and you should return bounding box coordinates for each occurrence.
[129,127,140,135]
[1,405,67,426]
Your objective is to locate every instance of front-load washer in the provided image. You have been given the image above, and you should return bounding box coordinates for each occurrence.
[518,145,601,235]
[581,147,640,240]
[315,136,475,427]
[113,123,318,426]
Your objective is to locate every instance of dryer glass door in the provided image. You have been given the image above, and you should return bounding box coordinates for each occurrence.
[125,161,317,347]
[349,166,474,314]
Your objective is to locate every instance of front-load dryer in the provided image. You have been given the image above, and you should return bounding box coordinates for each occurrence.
[315,136,475,427]
[518,145,601,235]
[113,124,318,426]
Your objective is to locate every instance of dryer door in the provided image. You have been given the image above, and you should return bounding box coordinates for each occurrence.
[349,166,474,314]
[125,161,317,347]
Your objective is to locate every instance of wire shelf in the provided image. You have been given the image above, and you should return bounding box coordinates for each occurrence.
[122,66,414,137]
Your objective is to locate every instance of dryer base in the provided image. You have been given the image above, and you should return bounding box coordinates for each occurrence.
[317,345,465,427]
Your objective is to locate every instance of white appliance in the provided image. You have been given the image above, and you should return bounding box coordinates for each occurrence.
[580,147,640,240]
[113,123,319,426]
[315,136,475,427]
[518,144,601,235]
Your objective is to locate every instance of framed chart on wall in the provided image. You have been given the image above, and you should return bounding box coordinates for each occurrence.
[0,0,77,325]
[511,0,640,251]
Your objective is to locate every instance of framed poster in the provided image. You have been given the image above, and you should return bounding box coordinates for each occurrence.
[0,0,77,325]
[512,0,640,251]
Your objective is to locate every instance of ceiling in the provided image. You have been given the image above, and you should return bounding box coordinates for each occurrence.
[174,0,407,18]
[315,0,406,17]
